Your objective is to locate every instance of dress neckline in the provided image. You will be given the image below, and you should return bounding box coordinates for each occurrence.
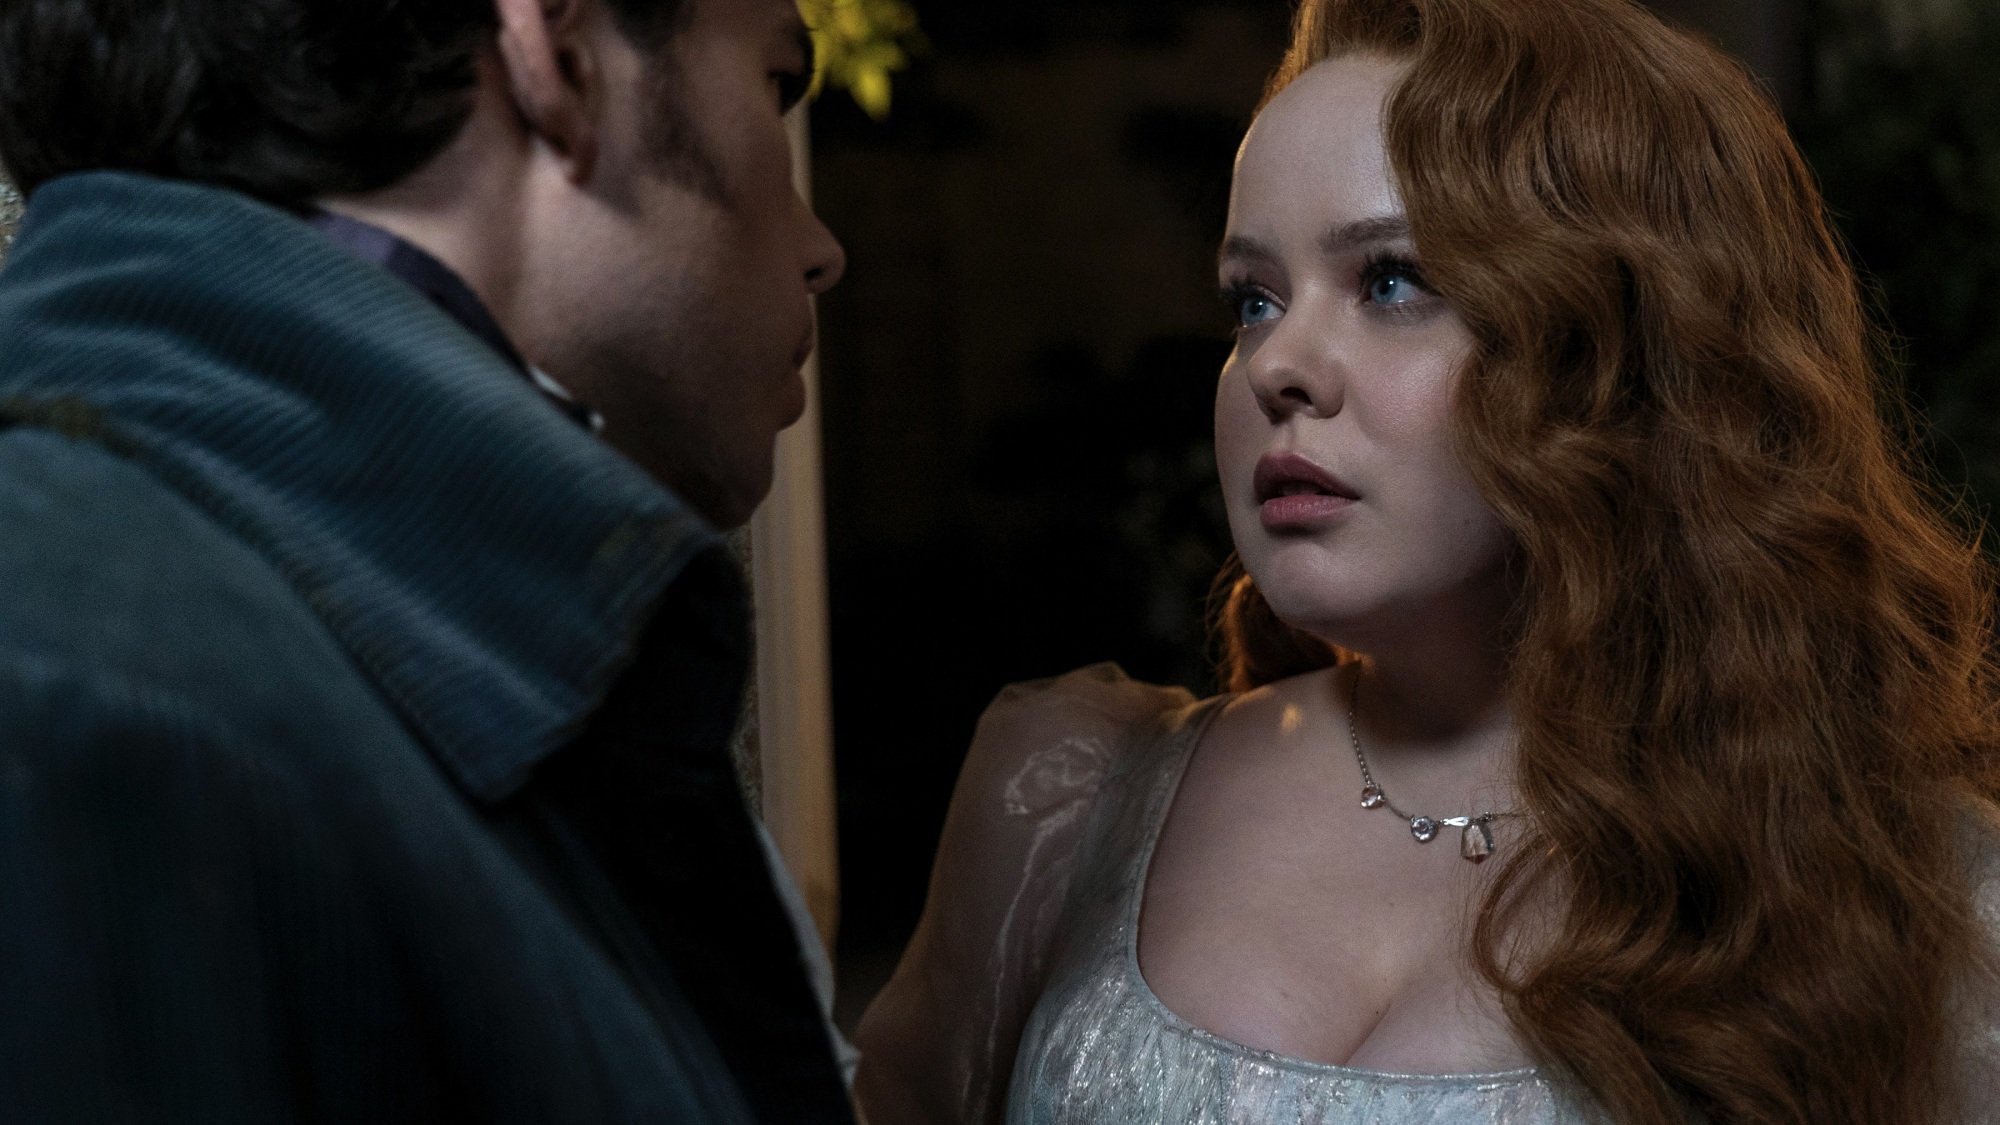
[1119,693,1542,1086]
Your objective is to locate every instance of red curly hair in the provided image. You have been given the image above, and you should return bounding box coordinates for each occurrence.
[1218,0,2000,1119]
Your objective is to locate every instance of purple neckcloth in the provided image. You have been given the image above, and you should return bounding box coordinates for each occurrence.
[306,208,603,433]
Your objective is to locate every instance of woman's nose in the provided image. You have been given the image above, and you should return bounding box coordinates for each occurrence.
[1242,311,1344,422]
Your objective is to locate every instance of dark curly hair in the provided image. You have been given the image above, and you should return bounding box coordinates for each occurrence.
[0,0,687,204]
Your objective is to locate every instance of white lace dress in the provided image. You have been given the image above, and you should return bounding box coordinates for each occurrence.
[859,664,2000,1124]
[1000,671,1591,1123]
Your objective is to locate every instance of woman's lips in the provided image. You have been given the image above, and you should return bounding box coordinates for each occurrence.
[1254,452,1357,530]
[1260,491,1356,530]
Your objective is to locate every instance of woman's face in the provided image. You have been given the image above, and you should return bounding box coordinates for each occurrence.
[1214,54,1511,646]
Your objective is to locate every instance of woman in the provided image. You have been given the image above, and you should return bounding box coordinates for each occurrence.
[855,0,2000,1120]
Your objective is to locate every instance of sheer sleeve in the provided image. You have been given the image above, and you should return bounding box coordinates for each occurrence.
[854,664,1193,1125]
[1949,797,2000,1119]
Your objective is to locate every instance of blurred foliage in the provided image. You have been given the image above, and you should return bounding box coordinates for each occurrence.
[1796,0,2000,521]
[970,335,1235,692]
[798,0,925,120]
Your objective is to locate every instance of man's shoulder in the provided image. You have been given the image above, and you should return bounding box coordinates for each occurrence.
[0,422,755,1122]
[0,423,399,757]
[0,420,539,931]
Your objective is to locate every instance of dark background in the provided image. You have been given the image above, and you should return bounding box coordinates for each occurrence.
[809,0,2000,1018]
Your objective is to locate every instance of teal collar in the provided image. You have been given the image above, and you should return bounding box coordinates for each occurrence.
[0,172,721,801]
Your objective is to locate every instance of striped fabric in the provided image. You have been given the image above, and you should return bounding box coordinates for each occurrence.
[0,170,805,1122]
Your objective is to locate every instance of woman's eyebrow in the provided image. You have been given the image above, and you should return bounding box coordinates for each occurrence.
[1319,216,1411,254]
[1218,235,1277,269]
[1219,216,1414,269]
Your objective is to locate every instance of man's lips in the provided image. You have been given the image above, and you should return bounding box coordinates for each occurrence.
[780,329,816,426]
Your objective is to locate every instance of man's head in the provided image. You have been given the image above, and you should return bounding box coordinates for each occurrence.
[0,0,617,201]
[490,0,846,527]
[0,0,845,528]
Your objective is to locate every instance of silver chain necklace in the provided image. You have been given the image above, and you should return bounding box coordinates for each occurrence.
[1345,671,1517,863]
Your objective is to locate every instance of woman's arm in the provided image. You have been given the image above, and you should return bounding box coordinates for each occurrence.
[854,665,1191,1125]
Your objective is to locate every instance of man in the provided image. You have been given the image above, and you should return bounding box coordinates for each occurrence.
[0,0,850,1120]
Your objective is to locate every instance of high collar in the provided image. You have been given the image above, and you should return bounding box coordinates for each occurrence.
[0,171,723,802]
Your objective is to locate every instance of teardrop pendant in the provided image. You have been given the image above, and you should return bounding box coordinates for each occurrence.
[1460,817,1495,863]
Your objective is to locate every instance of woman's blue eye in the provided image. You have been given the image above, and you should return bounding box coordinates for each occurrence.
[1232,291,1280,327]
[1367,271,1419,305]
[1360,255,1435,308]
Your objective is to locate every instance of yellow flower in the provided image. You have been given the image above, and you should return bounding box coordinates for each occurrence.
[798,0,924,120]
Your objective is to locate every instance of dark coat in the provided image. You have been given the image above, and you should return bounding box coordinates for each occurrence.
[0,172,852,1123]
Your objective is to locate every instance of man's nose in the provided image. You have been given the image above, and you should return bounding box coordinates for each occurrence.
[800,199,846,295]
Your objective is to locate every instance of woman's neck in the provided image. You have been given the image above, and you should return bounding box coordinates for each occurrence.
[1338,616,1516,812]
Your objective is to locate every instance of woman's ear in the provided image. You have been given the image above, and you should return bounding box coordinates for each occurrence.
[493,0,599,180]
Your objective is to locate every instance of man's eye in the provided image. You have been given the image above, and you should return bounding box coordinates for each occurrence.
[774,71,809,112]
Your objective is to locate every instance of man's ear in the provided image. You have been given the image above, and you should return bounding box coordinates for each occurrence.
[494,0,598,180]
